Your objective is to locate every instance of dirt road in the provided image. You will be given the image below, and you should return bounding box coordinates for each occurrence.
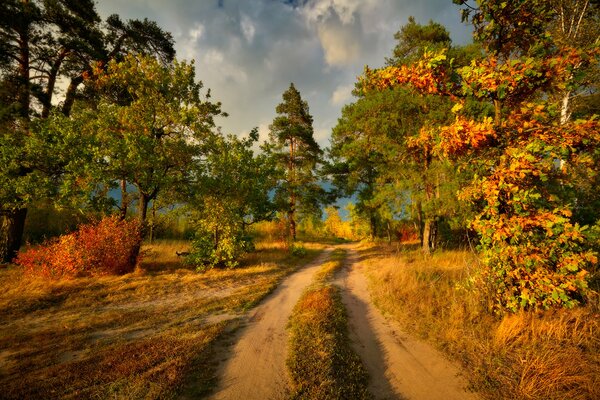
[207,248,332,400]
[335,245,478,400]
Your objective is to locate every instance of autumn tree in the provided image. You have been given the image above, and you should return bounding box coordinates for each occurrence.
[364,1,600,311]
[0,0,174,262]
[266,83,323,241]
[330,18,478,251]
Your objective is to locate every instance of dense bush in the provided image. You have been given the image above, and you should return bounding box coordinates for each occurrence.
[16,216,141,278]
[186,223,254,270]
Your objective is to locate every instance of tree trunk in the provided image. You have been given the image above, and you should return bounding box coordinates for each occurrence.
[120,179,128,220]
[369,214,377,239]
[0,209,28,263]
[62,75,84,116]
[149,201,156,243]
[288,137,296,241]
[416,201,424,248]
[494,99,502,126]
[288,209,296,241]
[138,193,149,231]
[422,218,437,254]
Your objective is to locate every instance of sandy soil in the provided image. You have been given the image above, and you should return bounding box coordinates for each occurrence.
[206,248,333,400]
[334,245,478,400]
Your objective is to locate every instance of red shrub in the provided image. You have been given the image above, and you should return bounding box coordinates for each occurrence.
[395,223,419,242]
[16,216,141,279]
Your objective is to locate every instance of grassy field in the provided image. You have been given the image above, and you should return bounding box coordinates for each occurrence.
[287,249,371,400]
[0,239,323,400]
[361,242,600,400]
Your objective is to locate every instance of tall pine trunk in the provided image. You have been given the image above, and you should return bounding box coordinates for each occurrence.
[1,12,31,263]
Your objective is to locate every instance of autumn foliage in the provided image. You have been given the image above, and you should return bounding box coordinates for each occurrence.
[16,216,141,279]
[364,43,600,311]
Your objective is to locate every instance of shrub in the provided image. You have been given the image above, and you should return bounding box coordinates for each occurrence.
[186,224,254,271]
[15,216,141,278]
[290,244,307,257]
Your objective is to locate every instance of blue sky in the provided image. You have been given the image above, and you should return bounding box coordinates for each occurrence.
[95,0,472,149]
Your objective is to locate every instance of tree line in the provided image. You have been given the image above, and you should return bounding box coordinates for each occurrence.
[0,0,326,267]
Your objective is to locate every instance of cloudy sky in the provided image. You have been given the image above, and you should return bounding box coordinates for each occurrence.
[96,0,472,148]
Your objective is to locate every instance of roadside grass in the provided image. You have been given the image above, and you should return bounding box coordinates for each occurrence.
[361,243,600,400]
[287,249,371,400]
[0,239,322,400]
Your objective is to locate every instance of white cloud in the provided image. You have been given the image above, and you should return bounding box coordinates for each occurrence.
[189,23,205,42]
[240,14,256,43]
[317,21,360,66]
[95,0,472,147]
[330,83,354,105]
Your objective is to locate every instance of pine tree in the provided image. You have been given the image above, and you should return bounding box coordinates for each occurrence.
[267,83,322,241]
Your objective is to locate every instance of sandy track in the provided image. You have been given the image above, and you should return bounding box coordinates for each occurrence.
[335,246,478,400]
[207,248,332,400]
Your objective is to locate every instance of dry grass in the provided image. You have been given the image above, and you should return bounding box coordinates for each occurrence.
[362,243,600,400]
[287,249,371,400]
[0,239,322,400]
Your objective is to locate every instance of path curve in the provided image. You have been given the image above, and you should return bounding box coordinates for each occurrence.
[207,248,332,400]
[335,245,478,400]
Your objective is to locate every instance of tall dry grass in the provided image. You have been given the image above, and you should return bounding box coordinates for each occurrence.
[363,243,600,400]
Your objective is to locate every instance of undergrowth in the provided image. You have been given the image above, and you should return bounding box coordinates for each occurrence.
[287,249,371,400]
[364,243,600,400]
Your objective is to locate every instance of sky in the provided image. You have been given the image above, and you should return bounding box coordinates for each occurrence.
[95,0,473,149]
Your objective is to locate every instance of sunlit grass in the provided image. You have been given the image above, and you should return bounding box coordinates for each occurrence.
[287,249,371,400]
[364,243,600,400]
[0,239,323,399]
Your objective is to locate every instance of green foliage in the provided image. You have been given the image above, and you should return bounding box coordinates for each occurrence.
[186,224,254,270]
[89,54,225,225]
[185,131,277,269]
[265,83,324,240]
[0,0,174,261]
[290,244,307,257]
[386,16,451,66]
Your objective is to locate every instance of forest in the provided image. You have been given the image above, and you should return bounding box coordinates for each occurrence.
[0,1,599,399]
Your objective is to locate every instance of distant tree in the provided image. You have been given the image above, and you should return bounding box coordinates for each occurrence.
[386,17,451,66]
[266,83,323,241]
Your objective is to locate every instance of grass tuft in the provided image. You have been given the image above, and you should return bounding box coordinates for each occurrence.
[287,249,371,400]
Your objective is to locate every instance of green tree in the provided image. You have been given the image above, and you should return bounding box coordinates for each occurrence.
[330,18,479,251]
[0,0,174,261]
[89,54,224,233]
[266,83,323,241]
[184,129,277,268]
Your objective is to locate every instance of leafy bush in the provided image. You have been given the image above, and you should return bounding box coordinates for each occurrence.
[290,244,307,257]
[16,216,141,278]
[186,224,254,270]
